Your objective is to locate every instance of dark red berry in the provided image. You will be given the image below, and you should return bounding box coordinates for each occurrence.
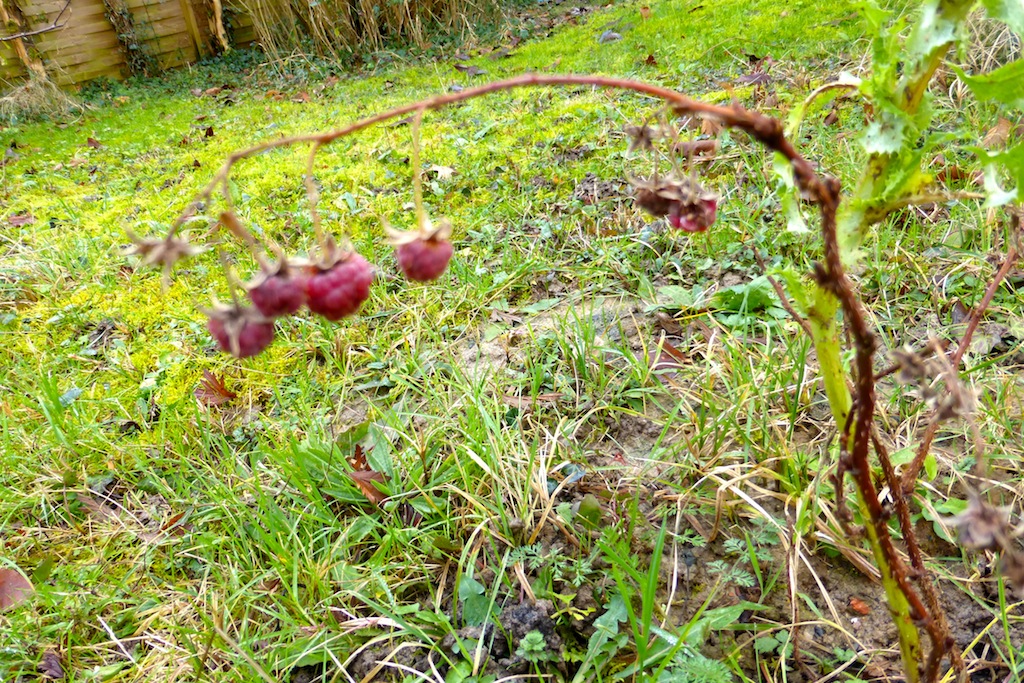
[633,176,718,233]
[206,307,275,358]
[249,271,307,317]
[396,237,453,282]
[305,253,374,320]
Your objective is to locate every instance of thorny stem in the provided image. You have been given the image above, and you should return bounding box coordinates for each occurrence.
[166,72,948,680]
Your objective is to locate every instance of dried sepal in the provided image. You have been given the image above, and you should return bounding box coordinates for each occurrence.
[891,346,930,384]
[126,229,207,288]
[385,215,453,245]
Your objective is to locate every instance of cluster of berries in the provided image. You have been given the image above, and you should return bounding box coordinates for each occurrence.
[207,221,454,358]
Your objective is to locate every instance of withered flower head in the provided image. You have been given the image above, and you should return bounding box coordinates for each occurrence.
[947,497,1015,552]
[633,175,718,233]
[625,124,661,152]
[891,346,929,385]
[126,229,206,289]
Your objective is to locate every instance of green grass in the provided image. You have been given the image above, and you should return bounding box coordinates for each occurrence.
[2,0,1024,681]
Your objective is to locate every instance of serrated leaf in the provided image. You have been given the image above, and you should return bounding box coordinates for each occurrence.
[862,109,907,154]
[906,0,961,60]
[951,59,1024,109]
[980,0,1024,35]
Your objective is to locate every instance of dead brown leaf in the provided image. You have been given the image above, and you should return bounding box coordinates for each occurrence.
[644,54,658,66]
[454,64,487,76]
[0,567,33,611]
[700,118,724,137]
[292,91,312,103]
[86,137,102,149]
[640,5,651,19]
[347,445,387,506]
[983,118,1013,148]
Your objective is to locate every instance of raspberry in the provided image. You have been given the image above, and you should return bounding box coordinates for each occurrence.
[396,237,453,282]
[305,252,374,320]
[248,268,307,318]
[205,305,275,358]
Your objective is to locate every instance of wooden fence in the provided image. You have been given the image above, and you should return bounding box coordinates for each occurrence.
[0,0,255,86]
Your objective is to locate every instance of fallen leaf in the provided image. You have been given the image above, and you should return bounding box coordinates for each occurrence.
[195,370,236,406]
[823,108,840,127]
[347,445,387,506]
[848,597,871,615]
[983,118,1013,148]
[598,30,622,43]
[644,54,658,66]
[77,493,118,521]
[640,5,651,19]
[203,86,223,97]
[700,118,724,137]
[454,64,486,76]
[86,137,102,148]
[292,91,311,103]
[8,212,35,226]
[949,299,971,325]
[38,651,64,680]
[0,567,33,611]
[203,126,215,138]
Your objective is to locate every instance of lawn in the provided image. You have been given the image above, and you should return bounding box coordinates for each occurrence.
[2,0,1023,681]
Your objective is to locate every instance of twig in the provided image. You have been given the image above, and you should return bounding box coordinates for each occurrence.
[0,0,71,41]
[753,247,814,339]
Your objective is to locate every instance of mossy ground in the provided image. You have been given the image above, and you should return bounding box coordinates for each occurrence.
[2,0,1022,681]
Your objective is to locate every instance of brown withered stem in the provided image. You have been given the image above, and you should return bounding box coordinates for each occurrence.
[163,74,954,680]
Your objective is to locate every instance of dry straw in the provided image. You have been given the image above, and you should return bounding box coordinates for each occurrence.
[236,0,501,63]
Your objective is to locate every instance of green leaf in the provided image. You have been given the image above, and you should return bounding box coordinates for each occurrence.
[979,0,1024,35]
[711,277,776,313]
[861,108,907,155]
[951,59,1024,110]
[906,0,961,60]
[655,285,696,310]
[459,576,492,627]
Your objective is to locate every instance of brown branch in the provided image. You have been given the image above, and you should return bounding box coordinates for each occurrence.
[167,74,814,237]
[753,247,815,340]
[0,0,71,41]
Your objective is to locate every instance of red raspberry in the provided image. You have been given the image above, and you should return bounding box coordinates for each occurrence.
[248,269,307,318]
[304,252,374,320]
[396,237,453,282]
[668,195,717,233]
[206,305,275,358]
